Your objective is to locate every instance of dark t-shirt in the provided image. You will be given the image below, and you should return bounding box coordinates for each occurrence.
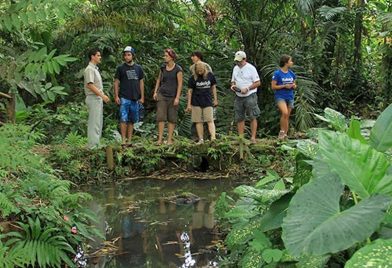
[188,72,217,107]
[159,64,183,98]
[114,63,144,100]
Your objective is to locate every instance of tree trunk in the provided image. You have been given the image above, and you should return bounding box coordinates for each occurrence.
[353,0,365,71]
[320,0,339,84]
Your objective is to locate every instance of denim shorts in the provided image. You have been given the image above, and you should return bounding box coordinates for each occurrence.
[234,93,261,122]
[275,98,294,108]
[119,98,139,123]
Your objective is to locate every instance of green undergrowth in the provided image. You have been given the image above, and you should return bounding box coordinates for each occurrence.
[215,105,392,267]
[0,124,103,267]
[46,133,294,184]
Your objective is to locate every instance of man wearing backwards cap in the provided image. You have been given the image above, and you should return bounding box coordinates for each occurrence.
[230,50,261,144]
[114,46,145,145]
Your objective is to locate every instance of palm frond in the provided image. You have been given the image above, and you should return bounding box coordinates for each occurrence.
[318,5,347,21]
[296,0,318,14]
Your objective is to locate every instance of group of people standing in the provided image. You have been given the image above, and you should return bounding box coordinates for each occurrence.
[83,47,296,148]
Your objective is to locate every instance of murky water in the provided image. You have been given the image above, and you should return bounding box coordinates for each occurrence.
[83,178,236,268]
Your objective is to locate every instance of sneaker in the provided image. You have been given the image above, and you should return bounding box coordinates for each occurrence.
[196,139,204,145]
[278,130,286,140]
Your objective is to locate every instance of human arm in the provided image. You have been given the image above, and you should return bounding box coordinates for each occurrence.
[186,88,192,112]
[114,79,120,105]
[173,71,183,106]
[139,78,145,104]
[230,69,237,92]
[271,80,295,90]
[212,84,218,106]
[153,70,161,101]
[86,83,110,103]
[240,80,261,94]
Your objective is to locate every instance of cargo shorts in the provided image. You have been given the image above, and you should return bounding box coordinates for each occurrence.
[234,93,260,122]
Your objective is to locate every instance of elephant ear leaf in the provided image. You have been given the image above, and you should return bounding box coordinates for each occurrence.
[369,103,392,152]
[345,239,392,268]
[282,174,391,257]
[317,131,392,199]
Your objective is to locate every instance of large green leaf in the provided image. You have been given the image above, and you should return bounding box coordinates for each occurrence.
[370,103,392,152]
[345,239,392,267]
[346,118,367,144]
[282,174,391,257]
[239,249,264,268]
[260,193,293,232]
[234,185,289,203]
[317,131,392,199]
[225,219,262,249]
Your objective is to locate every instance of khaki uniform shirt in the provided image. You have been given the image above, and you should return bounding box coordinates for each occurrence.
[84,62,103,96]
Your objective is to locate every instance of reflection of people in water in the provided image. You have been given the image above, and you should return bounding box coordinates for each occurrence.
[117,213,147,267]
[155,198,218,266]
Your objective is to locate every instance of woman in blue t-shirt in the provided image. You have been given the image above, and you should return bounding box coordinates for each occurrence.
[271,55,297,139]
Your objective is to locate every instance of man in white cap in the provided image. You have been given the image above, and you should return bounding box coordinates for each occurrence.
[230,51,261,144]
[114,46,145,145]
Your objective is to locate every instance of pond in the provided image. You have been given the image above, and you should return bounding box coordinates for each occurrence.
[83,178,237,268]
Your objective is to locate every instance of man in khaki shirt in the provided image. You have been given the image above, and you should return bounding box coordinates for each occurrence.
[84,48,110,148]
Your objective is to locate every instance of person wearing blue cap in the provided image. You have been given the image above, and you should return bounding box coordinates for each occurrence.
[114,46,145,145]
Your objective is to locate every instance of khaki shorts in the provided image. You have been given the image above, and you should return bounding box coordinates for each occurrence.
[156,93,178,123]
[234,93,260,122]
[191,106,213,123]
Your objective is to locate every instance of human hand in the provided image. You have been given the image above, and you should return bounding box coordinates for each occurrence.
[285,84,293,89]
[240,87,249,94]
[185,105,192,113]
[213,99,218,107]
[115,96,120,105]
[153,92,158,101]
[292,83,297,90]
[173,97,180,106]
[102,94,110,103]
[139,97,145,104]
[230,85,237,92]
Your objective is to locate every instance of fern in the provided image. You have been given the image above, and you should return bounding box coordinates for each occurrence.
[0,239,27,268]
[64,132,87,147]
[0,193,18,218]
[5,217,75,268]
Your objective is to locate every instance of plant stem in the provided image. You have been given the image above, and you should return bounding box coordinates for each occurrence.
[352,191,358,205]
[352,191,371,244]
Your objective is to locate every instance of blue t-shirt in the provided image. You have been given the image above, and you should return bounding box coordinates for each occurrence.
[272,69,296,100]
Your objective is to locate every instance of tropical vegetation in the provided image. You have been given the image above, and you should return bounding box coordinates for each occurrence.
[1,0,392,266]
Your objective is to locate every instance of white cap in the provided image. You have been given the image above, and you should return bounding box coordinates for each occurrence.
[234,51,246,61]
[123,46,135,54]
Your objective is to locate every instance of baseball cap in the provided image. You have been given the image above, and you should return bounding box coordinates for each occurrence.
[123,46,135,54]
[234,51,246,61]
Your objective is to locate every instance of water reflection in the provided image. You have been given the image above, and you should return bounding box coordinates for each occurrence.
[84,179,234,268]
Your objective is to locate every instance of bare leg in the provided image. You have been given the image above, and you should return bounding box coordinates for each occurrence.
[157,121,164,145]
[167,122,175,144]
[250,118,257,142]
[120,122,127,144]
[127,123,134,143]
[237,120,245,138]
[195,122,204,141]
[277,101,289,134]
[207,121,216,140]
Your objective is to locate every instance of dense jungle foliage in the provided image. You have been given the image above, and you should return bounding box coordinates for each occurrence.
[1,0,392,137]
[1,0,392,267]
[215,104,392,267]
